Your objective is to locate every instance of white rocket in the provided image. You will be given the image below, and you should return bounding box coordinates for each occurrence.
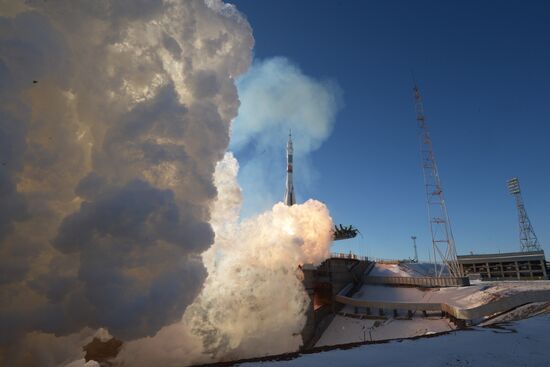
[284,131,296,206]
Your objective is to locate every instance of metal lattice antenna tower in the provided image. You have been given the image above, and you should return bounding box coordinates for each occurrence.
[507,177,541,252]
[413,84,462,278]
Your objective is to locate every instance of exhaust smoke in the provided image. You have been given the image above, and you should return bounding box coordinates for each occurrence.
[0,1,338,366]
[0,0,252,365]
[118,153,333,366]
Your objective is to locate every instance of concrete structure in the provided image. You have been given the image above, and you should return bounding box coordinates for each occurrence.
[302,257,550,350]
[457,251,548,280]
[301,256,371,349]
[335,289,550,324]
[284,131,296,206]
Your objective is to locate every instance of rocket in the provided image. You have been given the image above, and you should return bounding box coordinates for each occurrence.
[284,131,296,206]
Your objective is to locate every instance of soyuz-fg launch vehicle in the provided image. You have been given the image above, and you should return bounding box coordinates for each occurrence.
[283,131,358,241]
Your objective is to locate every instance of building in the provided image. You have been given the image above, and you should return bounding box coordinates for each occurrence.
[457,251,548,280]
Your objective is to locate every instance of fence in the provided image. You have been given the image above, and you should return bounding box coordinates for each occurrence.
[330,252,368,261]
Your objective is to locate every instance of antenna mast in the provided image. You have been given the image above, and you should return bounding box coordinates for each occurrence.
[507,177,541,252]
[413,84,462,278]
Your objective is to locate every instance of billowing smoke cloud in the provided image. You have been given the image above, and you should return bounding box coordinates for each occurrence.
[0,1,252,365]
[231,58,342,217]
[189,154,333,360]
[117,153,334,366]
[1,1,339,366]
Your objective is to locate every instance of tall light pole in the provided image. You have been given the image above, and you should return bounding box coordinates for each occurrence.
[411,236,418,262]
[507,177,541,252]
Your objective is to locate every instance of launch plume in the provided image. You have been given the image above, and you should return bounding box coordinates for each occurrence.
[0,0,252,365]
[1,1,338,366]
[117,153,334,366]
[188,154,333,360]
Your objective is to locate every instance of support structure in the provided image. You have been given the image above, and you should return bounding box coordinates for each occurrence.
[333,224,359,241]
[284,131,296,206]
[413,84,462,278]
[507,177,541,252]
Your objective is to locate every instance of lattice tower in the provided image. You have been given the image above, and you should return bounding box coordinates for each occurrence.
[413,85,462,278]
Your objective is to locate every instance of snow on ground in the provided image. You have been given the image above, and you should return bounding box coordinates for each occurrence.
[315,315,453,347]
[368,264,411,277]
[239,314,550,367]
[399,262,447,277]
[480,302,550,326]
[434,281,550,307]
[369,262,449,278]
[343,284,482,309]
[346,281,550,309]
[319,280,550,349]
[327,284,456,346]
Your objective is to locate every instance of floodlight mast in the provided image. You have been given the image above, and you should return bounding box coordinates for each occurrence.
[507,177,541,252]
[411,236,418,262]
[413,84,462,278]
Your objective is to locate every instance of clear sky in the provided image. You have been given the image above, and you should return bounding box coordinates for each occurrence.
[230,0,550,260]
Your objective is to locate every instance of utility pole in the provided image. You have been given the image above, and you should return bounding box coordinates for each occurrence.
[413,84,462,278]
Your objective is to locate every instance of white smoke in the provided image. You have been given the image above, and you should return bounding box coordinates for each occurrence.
[118,153,334,366]
[189,154,333,360]
[1,1,339,366]
[231,57,342,217]
[0,0,252,365]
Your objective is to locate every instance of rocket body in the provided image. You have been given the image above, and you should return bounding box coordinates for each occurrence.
[284,133,296,206]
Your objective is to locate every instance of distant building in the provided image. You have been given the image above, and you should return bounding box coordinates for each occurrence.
[457,251,548,280]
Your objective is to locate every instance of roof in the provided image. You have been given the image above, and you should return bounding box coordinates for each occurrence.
[457,250,546,263]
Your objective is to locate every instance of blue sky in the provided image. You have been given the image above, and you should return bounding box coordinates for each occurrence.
[230,0,550,260]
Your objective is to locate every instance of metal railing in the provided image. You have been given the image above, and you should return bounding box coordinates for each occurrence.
[371,258,402,264]
[365,275,470,287]
[330,252,368,261]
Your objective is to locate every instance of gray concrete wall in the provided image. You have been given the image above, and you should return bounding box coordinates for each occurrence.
[301,259,372,349]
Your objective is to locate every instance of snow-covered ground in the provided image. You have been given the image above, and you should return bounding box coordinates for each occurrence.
[368,262,447,277]
[237,265,550,366]
[479,302,550,326]
[368,263,411,277]
[322,284,459,346]
[239,313,550,367]
[399,262,448,277]
[316,315,453,347]
[322,277,550,347]
[356,264,550,312]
